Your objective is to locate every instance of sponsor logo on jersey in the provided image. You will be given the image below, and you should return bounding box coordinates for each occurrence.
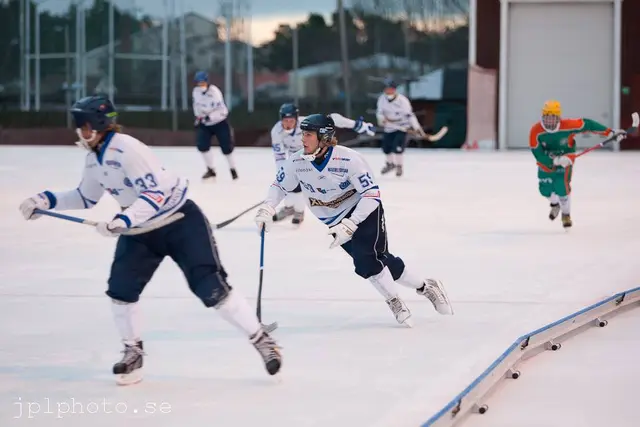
[106,160,122,169]
[123,178,133,187]
[328,167,348,173]
[309,189,356,209]
[339,180,351,190]
[296,168,313,173]
[331,157,350,161]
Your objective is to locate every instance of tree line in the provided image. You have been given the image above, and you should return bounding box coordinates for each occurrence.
[0,0,468,86]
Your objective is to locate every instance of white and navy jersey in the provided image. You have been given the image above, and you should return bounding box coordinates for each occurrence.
[265,145,381,227]
[192,84,228,126]
[45,132,188,228]
[270,113,359,169]
[376,93,421,133]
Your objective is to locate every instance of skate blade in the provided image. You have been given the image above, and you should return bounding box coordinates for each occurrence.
[262,322,278,333]
[115,369,143,386]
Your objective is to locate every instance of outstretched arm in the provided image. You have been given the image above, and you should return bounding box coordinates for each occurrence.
[329,113,375,136]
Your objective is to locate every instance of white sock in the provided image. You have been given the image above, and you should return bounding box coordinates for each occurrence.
[225,153,236,169]
[111,301,141,345]
[549,193,559,204]
[386,153,395,164]
[201,150,215,169]
[368,267,399,300]
[395,153,404,166]
[559,195,570,214]
[396,267,424,289]
[215,290,261,337]
[292,192,306,213]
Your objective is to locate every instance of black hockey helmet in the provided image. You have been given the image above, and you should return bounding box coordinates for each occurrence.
[300,114,335,142]
[279,103,299,119]
[70,95,117,132]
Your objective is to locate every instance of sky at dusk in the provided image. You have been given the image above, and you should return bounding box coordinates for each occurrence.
[37,0,340,45]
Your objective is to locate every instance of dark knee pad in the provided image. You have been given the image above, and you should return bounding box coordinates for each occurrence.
[189,271,232,307]
[385,256,405,281]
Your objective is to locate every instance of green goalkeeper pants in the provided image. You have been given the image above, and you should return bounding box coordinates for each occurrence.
[538,166,573,198]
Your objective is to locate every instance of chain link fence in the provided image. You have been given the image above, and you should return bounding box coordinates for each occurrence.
[0,0,468,131]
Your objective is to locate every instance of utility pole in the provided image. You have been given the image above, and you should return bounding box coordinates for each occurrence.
[337,0,351,117]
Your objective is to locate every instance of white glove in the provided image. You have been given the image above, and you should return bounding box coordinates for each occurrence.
[328,218,358,249]
[19,193,51,220]
[255,204,276,234]
[95,218,128,237]
[354,118,376,137]
[552,155,573,168]
[357,121,376,137]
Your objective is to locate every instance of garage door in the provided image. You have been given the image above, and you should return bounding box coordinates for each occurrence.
[506,2,613,148]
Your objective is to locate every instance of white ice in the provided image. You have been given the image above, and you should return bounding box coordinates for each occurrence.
[0,146,639,427]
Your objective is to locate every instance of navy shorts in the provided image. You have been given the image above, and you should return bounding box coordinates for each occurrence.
[341,204,405,279]
[106,200,231,307]
[196,119,234,155]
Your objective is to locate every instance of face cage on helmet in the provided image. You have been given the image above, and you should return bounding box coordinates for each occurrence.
[72,112,109,148]
[542,114,560,132]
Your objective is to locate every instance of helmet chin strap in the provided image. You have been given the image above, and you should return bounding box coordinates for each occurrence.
[75,128,99,150]
[301,145,322,161]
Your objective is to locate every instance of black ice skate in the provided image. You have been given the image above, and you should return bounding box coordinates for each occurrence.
[562,213,572,229]
[202,168,216,179]
[395,165,403,177]
[113,341,144,386]
[417,279,453,315]
[292,210,304,225]
[381,162,395,175]
[272,206,294,222]
[549,203,560,221]
[250,330,282,375]
[386,296,412,327]
[230,168,238,180]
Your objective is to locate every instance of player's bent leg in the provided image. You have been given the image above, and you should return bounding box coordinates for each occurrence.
[538,168,560,220]
[553,166,573,228]
[341,205,412,326]
[381,133,396,174]
[273,189,297,222]
[167,200,281,375]
[393,132,408,177]
[196,126,216,179]
[213,120,238,180]
[106,235,164,385]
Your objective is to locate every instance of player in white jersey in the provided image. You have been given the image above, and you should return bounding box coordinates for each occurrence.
[18,96,281,385]
[192,71,238,180]
[255,114,452,327]
[376,78,427,177]
[270,103,376,226]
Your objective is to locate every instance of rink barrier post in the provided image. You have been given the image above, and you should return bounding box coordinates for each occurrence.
[421,286,640,427]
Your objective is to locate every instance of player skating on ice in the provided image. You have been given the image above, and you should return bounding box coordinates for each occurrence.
[270,102,376,226]
[18,96,281,385]
[375,78,427,177]
[530,100,627,229]
[256,114,453,327]
[192,71,238,180]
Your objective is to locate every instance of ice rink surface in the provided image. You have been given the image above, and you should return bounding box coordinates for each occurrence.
[0,146,639,427]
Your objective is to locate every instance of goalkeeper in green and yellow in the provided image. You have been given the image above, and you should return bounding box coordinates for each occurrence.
[529,100,627,229]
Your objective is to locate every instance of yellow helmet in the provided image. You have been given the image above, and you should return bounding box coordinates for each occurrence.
[542,100,562,117]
